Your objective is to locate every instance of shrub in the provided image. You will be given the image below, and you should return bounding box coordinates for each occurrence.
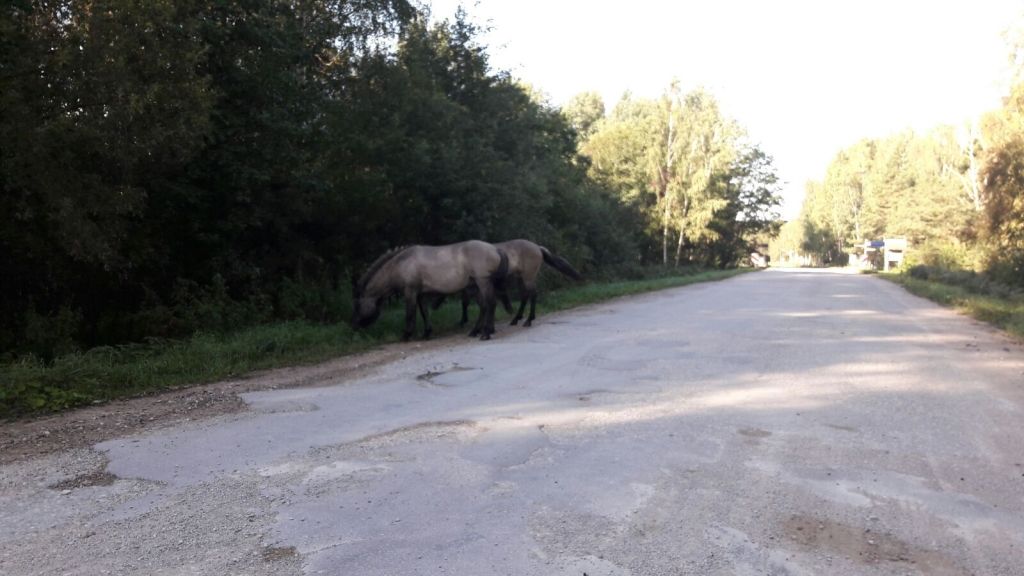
[21,306,82,362]
[903,264,1023,300]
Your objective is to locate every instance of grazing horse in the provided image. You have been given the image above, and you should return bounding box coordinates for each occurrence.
[458,239,581,327]
[352,240,509,341]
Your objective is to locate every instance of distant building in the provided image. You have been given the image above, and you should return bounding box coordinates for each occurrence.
[849,237,908,271]
[749,243,770,268]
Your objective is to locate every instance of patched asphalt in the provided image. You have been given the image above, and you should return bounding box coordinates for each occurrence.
[3,268,1024,575]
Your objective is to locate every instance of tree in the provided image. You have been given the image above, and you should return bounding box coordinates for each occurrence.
[705,145,783,267]
[582,93,662,253]
[0,0,214,352]
[799,181,845,265]
[0,0,416,353]
[563,91,605,141]
[662,88,740,266]
[979,82,1024,282]
[582,84,745,266]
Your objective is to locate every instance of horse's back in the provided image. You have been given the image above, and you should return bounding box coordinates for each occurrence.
[404,240,503,293]
[456,240,505,277]
[495,239,543,277]
[413,240,499,267]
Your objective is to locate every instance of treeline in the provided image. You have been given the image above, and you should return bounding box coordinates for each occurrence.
[0,1,781,360]
[774,72,1024,286]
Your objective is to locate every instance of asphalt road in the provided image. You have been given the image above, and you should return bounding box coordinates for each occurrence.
[3,268,1024,575]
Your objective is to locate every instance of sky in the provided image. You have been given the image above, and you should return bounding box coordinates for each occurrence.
[427,0,1021,219]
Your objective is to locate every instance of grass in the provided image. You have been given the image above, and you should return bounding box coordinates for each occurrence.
[1,268,753,419]
[881,272,1024,339]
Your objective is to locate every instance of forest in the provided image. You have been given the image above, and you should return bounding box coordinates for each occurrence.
[0,1,783,361]
[772,64,1024,291]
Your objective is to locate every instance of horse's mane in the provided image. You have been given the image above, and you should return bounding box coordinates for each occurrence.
[356,246,410,294]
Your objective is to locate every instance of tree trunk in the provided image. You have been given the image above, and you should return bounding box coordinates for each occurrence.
[659,90,679,267]
[662,208,670,266]
[963,123,983,211]
[674,229,685,267]
[674,196,690,267]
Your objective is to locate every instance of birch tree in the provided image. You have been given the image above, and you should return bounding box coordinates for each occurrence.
[583,84,745,266]
[667,89,740,266]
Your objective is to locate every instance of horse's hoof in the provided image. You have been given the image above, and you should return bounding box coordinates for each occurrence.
[479,334,491,341]
[509,319,519,326]
[468,330,479,338]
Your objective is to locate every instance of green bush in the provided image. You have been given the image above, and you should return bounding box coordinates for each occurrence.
[21,306,82,362]
[170,276,275,335]
[906,240,976,271]
[985,249,1024,289]
[276,277,351,323]
[903,265,1023,300]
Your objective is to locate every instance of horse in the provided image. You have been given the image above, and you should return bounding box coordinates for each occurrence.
[455,239,581,327]
[351,240,509,341]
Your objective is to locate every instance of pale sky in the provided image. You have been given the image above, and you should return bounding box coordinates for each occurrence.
[427,0,1021,219]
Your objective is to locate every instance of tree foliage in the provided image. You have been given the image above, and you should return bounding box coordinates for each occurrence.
[580,85,781,268]
[979,82,1024,283]
[788,127,977,269]
[562,91,605,141]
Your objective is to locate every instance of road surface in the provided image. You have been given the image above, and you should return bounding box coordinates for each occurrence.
[3,268,1024,575]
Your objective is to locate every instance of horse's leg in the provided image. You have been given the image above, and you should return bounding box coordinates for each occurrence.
[417,295,432,340]
[468,287,483,337]
[460,290,471,326]
[510,295,526,326]
[403,293,417,341]
[485,284,498,340]
[523,287,538,327]
[473,279,496,340]
[498,287,514,314]
[504,278,522,325]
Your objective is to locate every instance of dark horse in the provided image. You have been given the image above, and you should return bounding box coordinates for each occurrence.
[456,239,581,327]
[352,240,509,340]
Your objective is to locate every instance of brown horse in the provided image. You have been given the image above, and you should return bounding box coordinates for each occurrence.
[457,239,581,327]
[352,240,509,340]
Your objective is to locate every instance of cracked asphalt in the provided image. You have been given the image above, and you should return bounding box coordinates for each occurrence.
[3,268,1024,575]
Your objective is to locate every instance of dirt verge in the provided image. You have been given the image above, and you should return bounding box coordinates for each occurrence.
[0,336,463,465]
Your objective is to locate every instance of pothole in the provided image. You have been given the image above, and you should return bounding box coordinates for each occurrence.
[49,470,118,490]
[262,545,298,562]
[783,515,966,574]
[416,363,479,386]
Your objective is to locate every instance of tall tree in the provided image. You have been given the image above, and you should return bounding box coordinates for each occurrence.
[563,91,606,142]
[980,82,1024,282]
[583,85,746,266]
[0,0,214,351]
[663,88,740,266]
[704,144,783,267]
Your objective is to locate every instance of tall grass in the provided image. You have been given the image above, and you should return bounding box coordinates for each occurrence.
[884,273,1024,340]
[1,268,751,418]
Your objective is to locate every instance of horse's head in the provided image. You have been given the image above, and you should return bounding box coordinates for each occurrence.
[350,279,382,329]
[351,246,407,329]
[351,295,382,328]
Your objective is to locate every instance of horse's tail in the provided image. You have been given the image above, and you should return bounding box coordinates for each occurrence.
[493,249,514,313]
[540,247,582,280]
[494,248,510,282]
